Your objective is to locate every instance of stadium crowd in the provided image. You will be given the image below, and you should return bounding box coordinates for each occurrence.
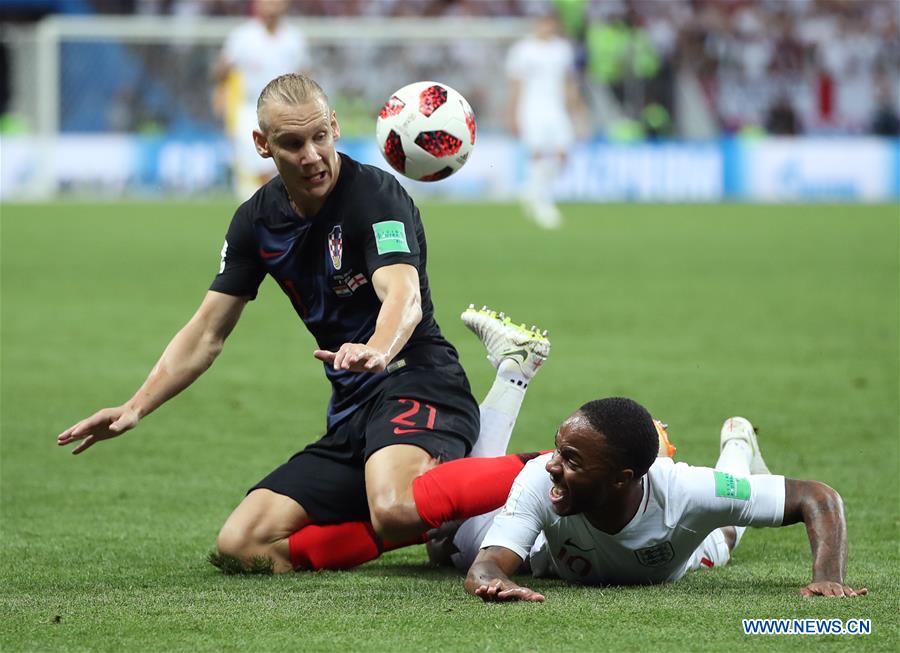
[113,0,900,137]
[2,0,897,138]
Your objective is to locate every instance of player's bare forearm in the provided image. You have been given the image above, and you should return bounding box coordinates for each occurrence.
[127,321,221,417]
[314,265,421,373]
[465,547,543,602]
[57,292,246,453]
[126,292,246,417]
[367,264,421,362]
[782,478,867,596]
[782,479,847,581]
[369,278,420,359]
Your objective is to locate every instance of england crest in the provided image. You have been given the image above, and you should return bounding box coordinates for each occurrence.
[634,541,675,567]
[327,225,343,270]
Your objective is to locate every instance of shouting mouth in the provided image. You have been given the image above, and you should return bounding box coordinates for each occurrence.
[549,482,567,506]
[306,170,328,185]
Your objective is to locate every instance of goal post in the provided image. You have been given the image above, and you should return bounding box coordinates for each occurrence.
[31,14,531,138]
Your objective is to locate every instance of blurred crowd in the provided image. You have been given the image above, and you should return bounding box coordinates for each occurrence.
[2,0,898,138]
[107,0,562,18]
[96,0,900,137]
[666,0,900,135]
[558,0,899,137]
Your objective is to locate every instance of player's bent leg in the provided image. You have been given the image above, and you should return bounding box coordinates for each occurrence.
[365,444,437,541]
[422,308,551,567]
[720,526,738,552]
[216,488,311,573]
[685,527,733,573]
[462,305,551,458]
[365,444,540,541]
[718,416,769,475]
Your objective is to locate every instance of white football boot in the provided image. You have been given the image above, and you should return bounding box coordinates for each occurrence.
[461,305,550,379]
[720,416,770,474]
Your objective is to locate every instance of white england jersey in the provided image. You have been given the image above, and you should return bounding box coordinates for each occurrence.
[222,19,310,108]
[480,454,785,585]
[505,36,576,150]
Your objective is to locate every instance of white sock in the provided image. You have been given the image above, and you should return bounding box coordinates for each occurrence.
[732,526,746,549]
[469,360,528,457]
[715,440,752,476]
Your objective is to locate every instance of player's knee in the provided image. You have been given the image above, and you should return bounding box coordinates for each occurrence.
[721,526,737,552]
[215,521,272,562]
[369,498,421,541]
[215,523,252,559]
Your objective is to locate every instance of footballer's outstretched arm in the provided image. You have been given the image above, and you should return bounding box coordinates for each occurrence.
[314,263,421,374]
[781,478,868,597]
[57,291,248,454]
[465,546,544,602]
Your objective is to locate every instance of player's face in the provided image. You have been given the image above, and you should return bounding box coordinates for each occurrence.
[545,412,621,516]
[255,0,288,22]
[254,97,341,215]
[535,15,560,39]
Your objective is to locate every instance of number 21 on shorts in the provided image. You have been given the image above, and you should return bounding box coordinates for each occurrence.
[391,398,437,435]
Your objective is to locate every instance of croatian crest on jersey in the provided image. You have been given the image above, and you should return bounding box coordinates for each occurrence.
[327,225,343,270]
[634,541,675,567]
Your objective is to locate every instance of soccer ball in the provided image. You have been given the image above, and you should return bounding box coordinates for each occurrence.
[375,81,476,182]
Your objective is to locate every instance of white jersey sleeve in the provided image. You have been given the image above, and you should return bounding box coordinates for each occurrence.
[479,453,555,561]
[505,40,528,81]
[665,462,786,533]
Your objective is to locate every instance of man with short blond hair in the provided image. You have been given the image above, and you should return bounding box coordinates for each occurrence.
[59,73,551,574]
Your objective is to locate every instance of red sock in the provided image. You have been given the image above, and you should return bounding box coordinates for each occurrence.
[412,452,541,529]
[288,522,426,570]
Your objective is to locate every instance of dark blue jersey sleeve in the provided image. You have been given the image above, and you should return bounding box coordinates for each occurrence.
[361,177,422,275]
[209,208,266,299]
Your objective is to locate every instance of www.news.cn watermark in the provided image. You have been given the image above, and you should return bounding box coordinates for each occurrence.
[742,619,872,635]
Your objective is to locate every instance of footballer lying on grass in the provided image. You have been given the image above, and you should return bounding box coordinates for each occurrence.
[432,397,867,601]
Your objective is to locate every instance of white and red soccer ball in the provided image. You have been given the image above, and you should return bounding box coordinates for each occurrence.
[375,81,476,182]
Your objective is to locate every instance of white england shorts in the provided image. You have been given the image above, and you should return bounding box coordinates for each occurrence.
[518,109,574,155]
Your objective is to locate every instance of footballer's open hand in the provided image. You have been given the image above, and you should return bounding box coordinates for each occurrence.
[800,581,868,598]
[57,406,140,454]
[314,343,388,373]
[473,579,545,603]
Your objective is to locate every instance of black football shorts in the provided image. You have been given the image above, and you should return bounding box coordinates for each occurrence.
[250,363,479,524]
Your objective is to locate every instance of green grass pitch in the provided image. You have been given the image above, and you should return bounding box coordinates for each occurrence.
[1,201,897,651]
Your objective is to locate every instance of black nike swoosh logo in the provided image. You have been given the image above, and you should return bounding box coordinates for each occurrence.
[564,538,594,552]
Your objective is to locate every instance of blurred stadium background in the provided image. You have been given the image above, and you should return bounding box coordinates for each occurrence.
[1,0,898,201]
